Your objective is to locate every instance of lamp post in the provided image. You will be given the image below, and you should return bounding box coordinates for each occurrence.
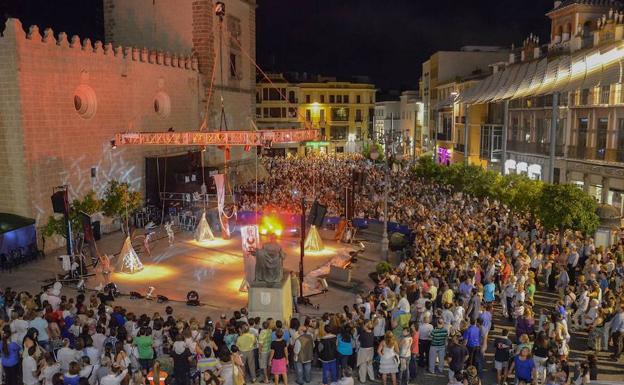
[370,130,392,262]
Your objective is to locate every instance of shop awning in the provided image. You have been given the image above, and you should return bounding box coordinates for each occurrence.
[582,49,604,89]
[492,64,518,100]
[536,58,560,95]
[562,51,587,92]
[513,60,539,99]
[527,58,549,95]
[502,63,530,99]
[552,56,571,92]
[455,41,624,104]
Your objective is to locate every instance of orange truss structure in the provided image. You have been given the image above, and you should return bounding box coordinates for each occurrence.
[115,129,318,147]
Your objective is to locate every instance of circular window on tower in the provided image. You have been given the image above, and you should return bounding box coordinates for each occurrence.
[73,85,97,119]
[153,91,171,118]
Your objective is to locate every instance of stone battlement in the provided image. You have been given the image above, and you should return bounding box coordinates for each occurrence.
[1,18,199,71]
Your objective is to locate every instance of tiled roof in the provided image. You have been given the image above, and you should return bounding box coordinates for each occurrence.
[555,0,623,10]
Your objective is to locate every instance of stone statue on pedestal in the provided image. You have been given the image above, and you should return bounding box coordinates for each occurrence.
[253,239,285,287]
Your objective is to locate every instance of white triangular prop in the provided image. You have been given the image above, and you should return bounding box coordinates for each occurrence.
[116,236,143,274]
[195,211,215,242]
[304,225,324,252]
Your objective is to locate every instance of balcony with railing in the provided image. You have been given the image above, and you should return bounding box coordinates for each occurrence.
[506,141,564,157]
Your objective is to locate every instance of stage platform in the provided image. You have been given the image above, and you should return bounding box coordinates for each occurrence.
[0,225,384,319]
[99,229,351,309]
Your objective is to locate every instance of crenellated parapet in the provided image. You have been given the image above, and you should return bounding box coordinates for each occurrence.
[1,18,199,72]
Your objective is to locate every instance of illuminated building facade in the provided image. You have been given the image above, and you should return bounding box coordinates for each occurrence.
[421,48,510,158]
[456,0,624,212]
[256,73,376,155]
[0,0,256,243]
[374,91,424,159]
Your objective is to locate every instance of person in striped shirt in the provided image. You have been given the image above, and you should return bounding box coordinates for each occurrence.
[428,318,448,375]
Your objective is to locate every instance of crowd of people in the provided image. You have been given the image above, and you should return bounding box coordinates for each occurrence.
[2,154,624,385]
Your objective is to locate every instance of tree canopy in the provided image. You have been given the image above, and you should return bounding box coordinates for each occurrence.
[413,156,600,236]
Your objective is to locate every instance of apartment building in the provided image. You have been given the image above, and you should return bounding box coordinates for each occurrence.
[374,91,424,159]
[455,0,624,211]
[256,74,376,155]
[421,47,510,157]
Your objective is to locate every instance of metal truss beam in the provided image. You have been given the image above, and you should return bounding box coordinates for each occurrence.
[114,129,319,146]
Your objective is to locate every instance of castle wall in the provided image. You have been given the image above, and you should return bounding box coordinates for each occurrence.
[0,19,201,229]
[104,0,257,145]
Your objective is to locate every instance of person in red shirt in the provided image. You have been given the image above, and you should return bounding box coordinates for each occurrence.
[409,322,419,378]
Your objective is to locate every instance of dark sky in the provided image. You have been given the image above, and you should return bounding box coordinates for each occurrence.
[2,0,552,90]
[256,0,552,89]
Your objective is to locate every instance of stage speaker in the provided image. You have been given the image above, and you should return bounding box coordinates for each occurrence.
[313,203,327,227]
[51,191,68,214]
[308,200,327,227]
[80,212,94,242]
[92,221,101,241]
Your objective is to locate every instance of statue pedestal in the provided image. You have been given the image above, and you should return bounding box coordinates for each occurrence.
[248,274,293,322]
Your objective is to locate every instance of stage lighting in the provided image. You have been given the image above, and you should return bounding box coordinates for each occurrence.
[157,294,169,303]
[186,290,200,306]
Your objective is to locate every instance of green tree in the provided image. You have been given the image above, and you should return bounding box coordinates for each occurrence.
[537,183,600,244]
[101,180,142,233]
[362,142,385,162]
[502,174,544,216]
[413,155,443,181]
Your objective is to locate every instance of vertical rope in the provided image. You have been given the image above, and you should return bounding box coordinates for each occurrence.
[255,145,258,224]
[160,152,168,225]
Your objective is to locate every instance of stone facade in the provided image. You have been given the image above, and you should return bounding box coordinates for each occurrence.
[103,0,257,164]
[0,19,201,230]
[0,0,257,241]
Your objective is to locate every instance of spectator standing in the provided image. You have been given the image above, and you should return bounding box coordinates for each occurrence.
[293,325,313,385]
[377,331,399,385]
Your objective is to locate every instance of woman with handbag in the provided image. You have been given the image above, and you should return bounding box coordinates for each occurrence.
[377,331,399,385]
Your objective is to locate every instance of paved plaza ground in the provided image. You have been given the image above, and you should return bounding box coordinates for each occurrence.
[1,224,623,384]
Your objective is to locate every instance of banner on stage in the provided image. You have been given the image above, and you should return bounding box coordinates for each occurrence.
[241,225,259,284]
[213,174,225,214]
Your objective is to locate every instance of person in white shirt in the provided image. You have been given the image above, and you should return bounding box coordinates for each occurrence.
[397,291,410,315]
[79,356,98,385]
[100,365,128,385]
[84,335,100,367]
[9,309,29,344]
[57,339,81,373]
[39,353,61,385]
[22,346,39,385]
[92,325,107,355]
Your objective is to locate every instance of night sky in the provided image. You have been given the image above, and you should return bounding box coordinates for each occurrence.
[2,0,553,90]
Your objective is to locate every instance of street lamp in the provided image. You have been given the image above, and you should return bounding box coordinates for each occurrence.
[369,139,390,262]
